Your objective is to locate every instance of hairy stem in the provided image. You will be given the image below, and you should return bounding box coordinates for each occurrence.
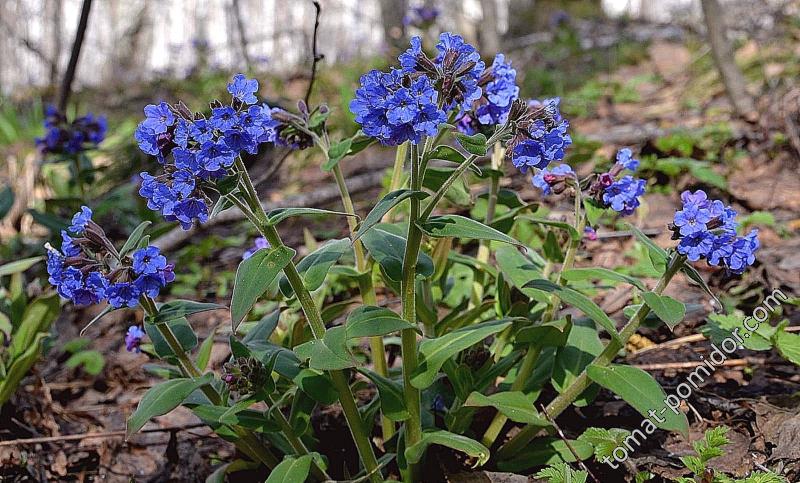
[232,159,382,482]
[471,146,504,307]
[497,253,686,458]
[384,141,409,223]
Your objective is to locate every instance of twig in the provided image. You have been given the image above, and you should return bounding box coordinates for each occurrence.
[0,423,207,447]
[632,358,766,371]
[539,404,601,483]
[304,1,323,107]
[58,0,93,112]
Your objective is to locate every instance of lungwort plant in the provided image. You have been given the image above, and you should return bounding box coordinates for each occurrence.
[48,34,763,481]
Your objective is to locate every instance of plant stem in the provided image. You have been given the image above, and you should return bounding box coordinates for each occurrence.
[482,184,583,449]
[384,141,409,223]
[140,297,280,470]
[400,143,424,480]
[232,159,383,482]
[497,253,686,459]
[331,162,394,442]
[266,394,331,481]
[470,146,504,307]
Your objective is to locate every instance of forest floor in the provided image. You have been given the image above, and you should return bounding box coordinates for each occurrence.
[1,16,800,483]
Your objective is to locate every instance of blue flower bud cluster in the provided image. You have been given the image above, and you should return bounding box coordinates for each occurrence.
[135,74,281,229]
[672,190,759,274]
[506,98,572,173]
[46,206,174,308]
[36,105,106,155]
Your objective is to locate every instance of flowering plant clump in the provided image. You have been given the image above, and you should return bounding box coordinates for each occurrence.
[36,105,106,155]
[48,33,770,483]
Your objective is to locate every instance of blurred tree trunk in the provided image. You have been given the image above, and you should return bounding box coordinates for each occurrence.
[58,0,93,111]
[700,0,756,120]
[379,0,407,51]
[231,0,253,71]
[479,0,500,56]
[506,0,535,38]
[49,0,63,89]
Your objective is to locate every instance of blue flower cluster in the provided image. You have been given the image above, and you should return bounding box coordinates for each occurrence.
[403,5,439,28]
[36,105,106,155]
[136,74,280,229]
[46,207,174,308]
[673,190,759,274]
[507,98,572,173]
[400,33,484,110]
[125,326,146,352]
[458,54,519,134]
[350,68,446,146]
[602,176,646,216]
[242,237,270,260]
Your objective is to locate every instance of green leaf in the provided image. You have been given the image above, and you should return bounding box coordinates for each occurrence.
[354,189,428,242]
[425,145,467,163]
[322,138,353,171]
[231,246,295,330]
[144,318,198,358]
[681,263,721,307]
[516,317,573,347]
[362,226,434,281]
[151,300,225,325]
[9,294,59,357]
[464,391,550,425]
[577,427,631,461]
[552,318,603,406]
[126,375,212,437]
[265,455,314,483]
[345,305,418,338]
[191,405,278,432]
[583,198,606,226]
[418,215,521,246]
[543,230,564,262]
[525,280,622,345]
[700,313,774,351]
[586,364,689,434]
[196,328,217,372]
[494,245,549,303]
[294,334,353,371]
[0,333,48,405]
[773,323,800,366]
[641,292,685,330]
[627,223,667,273]
[279,239,349,297]
[412,319,512,389]
[455,132,488,156]
[498,437,593,471]
[563,268,646,291]
[534,463,589,483]
[358,368,409,421]
[205,459,260,483]
[0,256,44,278]
[293,368,338,405]
[0,185,13,219]
[65,350,105,375]
[519,216,581,241]
[119,221,152,257]
[265,207,357,226]
[405,430,490,467]
[422,167,471,206]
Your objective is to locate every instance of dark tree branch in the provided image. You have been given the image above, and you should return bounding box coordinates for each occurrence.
[700,0,757,121]
[58,0,93,112]
[231,0,252,70]
[304,0,323,106]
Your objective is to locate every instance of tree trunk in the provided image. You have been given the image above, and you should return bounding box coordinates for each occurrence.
[379,0,407,51]
[231,0,253,71]
[58,0,93,112]
[479,0,500,56]
[700,0,756,120]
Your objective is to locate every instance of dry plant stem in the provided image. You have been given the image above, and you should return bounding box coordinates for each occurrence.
[331,162,394,441]
[400,143,424,480]
[497,253,687,459]
[139,297,280,470]
[232,159,382,483]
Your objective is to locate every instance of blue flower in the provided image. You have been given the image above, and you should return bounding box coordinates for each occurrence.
[68,206,93,234]
[132,246,167,275]
[173,197,209,230]
[727,229,759,274]
[678,231,714,262]
[227,73,259,105]
[474,54,519,126]
[243,237,270,260]
[61,230,81,257]
[71,272,108,306]
[210,106,239,131]
[107,282,141,308]
[532,163,574,195]
[197,140,235,171]
[399,33,485,110]
[510,118,572,172]
[36,106,105,155]
[673,203,713,236]
[350,68,446,146]
[615,148,639,171]
[141,102,175,134]
[602,176,645,216]
[125,325,146,352]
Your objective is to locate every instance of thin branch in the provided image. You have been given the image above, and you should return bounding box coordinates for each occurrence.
[304,1,323,106]
[539,404,601,483]
[231,0,252,70]
[58,0,93,112]
[0,423,207,447]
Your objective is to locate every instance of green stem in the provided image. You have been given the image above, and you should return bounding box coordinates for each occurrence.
[497,253,686,459]
[331,162,394,442]
[385,141,409,223]
[232,159,383,483]
[470,147,504,307]
[400,143,424,480]
[140,297,280,470]
[267,395,330,481]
